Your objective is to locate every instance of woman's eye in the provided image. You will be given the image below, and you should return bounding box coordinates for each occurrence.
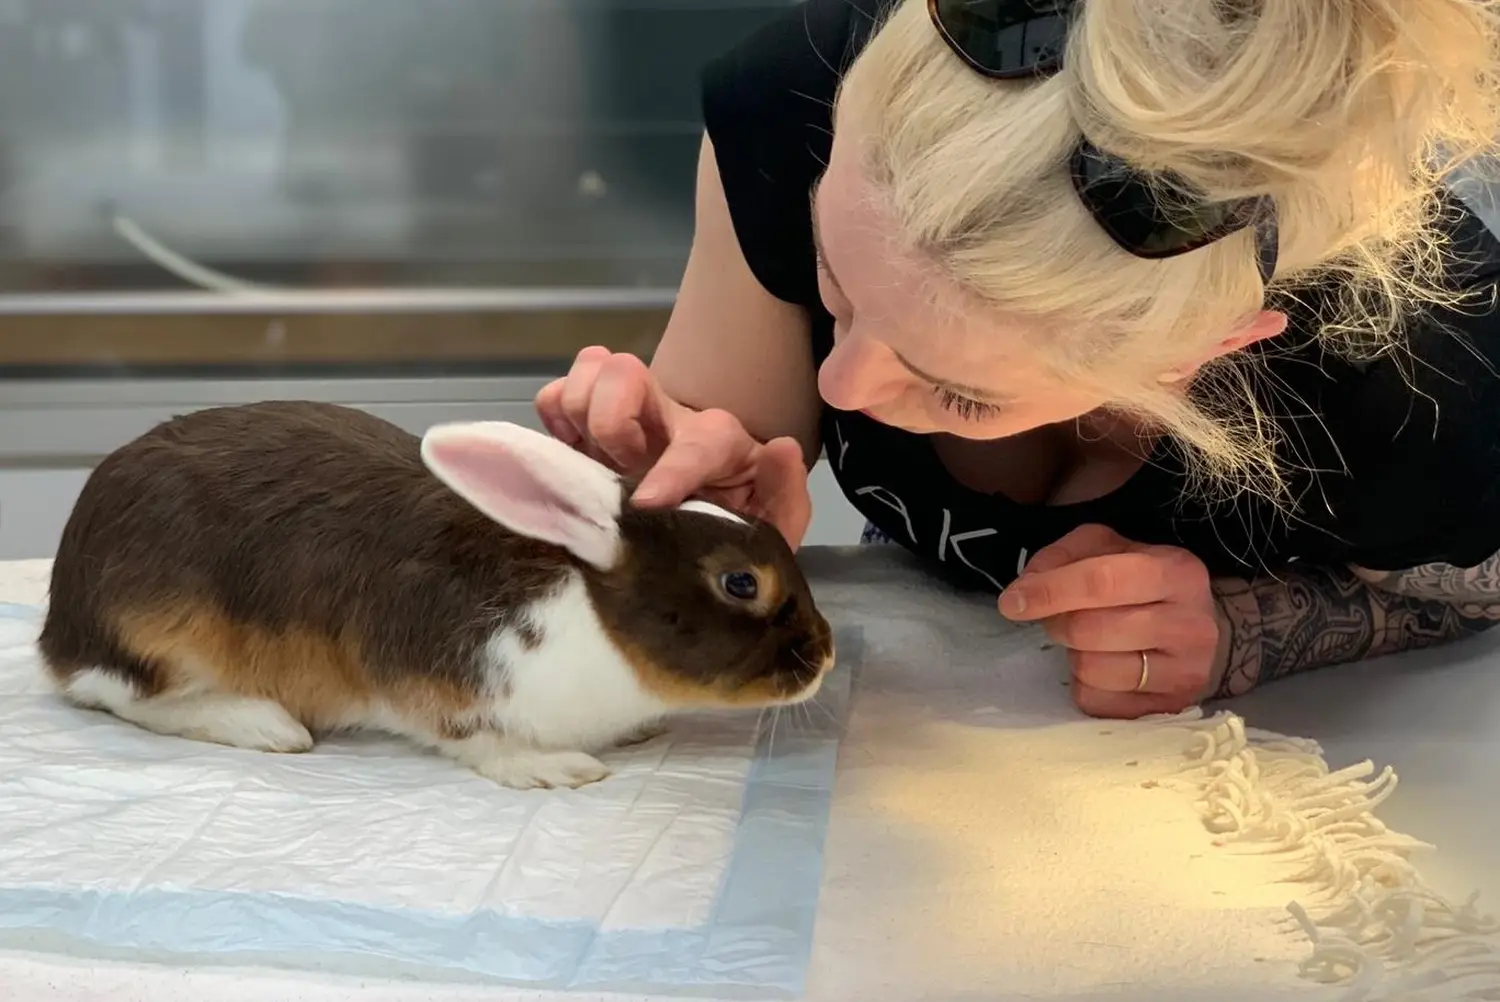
[935,387,1001,422]
[720,571,760,601]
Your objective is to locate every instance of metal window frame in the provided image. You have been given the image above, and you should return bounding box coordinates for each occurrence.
[0,375,553,465]
[0,287,677,316]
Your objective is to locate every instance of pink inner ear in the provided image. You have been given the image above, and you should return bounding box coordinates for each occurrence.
[433,438,588,538]
[421,423,623,569]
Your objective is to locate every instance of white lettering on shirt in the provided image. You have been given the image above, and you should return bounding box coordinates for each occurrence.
[855,485,917,544]
[938,508,1007,592]
[833,419,851,472]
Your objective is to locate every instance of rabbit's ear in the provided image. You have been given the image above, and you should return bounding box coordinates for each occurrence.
[421,422,622,570]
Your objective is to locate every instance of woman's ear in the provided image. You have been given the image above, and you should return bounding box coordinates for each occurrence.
[1220,310,1289,354]
[1159,311,1288,383]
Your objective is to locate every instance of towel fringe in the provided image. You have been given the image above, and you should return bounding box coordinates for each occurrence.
[1151,710,1500,1001]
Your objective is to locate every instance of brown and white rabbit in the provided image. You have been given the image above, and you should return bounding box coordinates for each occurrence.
[37,400,835,790]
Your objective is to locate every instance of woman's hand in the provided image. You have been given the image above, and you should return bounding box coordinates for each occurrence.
[998,524,1229,719]
[535,347,813,547]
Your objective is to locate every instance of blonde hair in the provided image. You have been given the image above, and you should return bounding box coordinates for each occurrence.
[841,0,1500,499]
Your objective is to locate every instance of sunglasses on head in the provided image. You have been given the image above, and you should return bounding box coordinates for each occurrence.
[927,0,1279,286]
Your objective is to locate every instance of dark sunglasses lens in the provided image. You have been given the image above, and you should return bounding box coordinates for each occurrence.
[1072,149,1243,256]
[931,0,1069,76]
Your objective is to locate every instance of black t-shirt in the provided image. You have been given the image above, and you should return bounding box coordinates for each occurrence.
[701,0,1500,592]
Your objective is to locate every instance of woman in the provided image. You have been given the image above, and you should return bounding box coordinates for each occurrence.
[537,0,1500,719]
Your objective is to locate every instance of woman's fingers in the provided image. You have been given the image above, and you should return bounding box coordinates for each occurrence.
[553,346,611,442]
[1070,678,1195,720]
[1068,647,1206,718]
[1004,548,1211,620]
[634,408,758,506]
[584,353,672,474]
[536,348,679,474]
[1069,648,1154,693]
[1067,647,1210,697]
[1021,524,1134,576]
[538,349,809,540]
[534,376,569,441]
[1043,604,1219,656]
[1005,528,1223,722]
[752,436,813,548]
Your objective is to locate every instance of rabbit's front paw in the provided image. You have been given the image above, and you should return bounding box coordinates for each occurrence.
[475,749,612,790]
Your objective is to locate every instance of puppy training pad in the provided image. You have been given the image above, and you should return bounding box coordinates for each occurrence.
[0,602,856,997]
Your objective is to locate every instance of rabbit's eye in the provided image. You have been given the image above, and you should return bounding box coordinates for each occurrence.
[720,571,759,601]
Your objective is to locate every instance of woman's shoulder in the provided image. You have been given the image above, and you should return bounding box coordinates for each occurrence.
[701,0,883,306]
[1271,184,1500,568]
[1275,183,1500,409]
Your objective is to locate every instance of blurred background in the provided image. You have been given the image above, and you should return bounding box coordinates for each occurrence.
[0,0,863,556]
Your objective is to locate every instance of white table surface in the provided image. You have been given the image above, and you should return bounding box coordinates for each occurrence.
[1,549,1496,1002]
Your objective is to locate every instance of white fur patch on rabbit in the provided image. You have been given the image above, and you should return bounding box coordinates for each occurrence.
[64,670,315,754]
[334,573,667,790]
[478,572,669,773]
[354,570,670,790]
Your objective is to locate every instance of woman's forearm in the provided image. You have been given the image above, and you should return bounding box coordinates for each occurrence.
[1211,558,1500,698]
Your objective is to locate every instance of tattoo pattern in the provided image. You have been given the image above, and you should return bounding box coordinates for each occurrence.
[1211,552,1500,699]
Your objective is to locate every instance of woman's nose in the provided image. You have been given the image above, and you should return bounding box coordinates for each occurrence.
[817,336,906,412]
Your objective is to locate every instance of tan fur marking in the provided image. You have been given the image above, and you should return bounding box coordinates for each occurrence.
[604,632,797,709]
[112,603,480,735]
[745,563,783,618]
[699,553,784,618]
[599,551,806,708]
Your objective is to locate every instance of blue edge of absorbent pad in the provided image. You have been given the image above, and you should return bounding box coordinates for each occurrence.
[0,599,861,999]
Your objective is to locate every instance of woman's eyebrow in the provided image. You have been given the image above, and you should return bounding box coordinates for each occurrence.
[810,180,1011,407]
[891,349,1015,404]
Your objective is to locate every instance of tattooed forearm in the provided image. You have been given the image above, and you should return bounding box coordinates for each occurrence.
[1210,552,1500,699]
[1354,556,1500,611]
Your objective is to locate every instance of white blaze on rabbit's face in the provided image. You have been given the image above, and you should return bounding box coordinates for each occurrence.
[481,572,668,752]
[676,499,747,525]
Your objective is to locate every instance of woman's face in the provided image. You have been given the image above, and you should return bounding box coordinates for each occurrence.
[811,126,1288,442]
[811,131,1111,441]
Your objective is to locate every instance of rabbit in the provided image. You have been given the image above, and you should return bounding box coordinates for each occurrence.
[37,400,835,790]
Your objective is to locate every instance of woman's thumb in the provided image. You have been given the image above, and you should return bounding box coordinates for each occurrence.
[755,437,813,549]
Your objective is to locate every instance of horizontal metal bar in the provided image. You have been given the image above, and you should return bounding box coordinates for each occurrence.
[0,402,546,462]
[0,376,556,461]
[0,287,678,316]
[0,375,553,408]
